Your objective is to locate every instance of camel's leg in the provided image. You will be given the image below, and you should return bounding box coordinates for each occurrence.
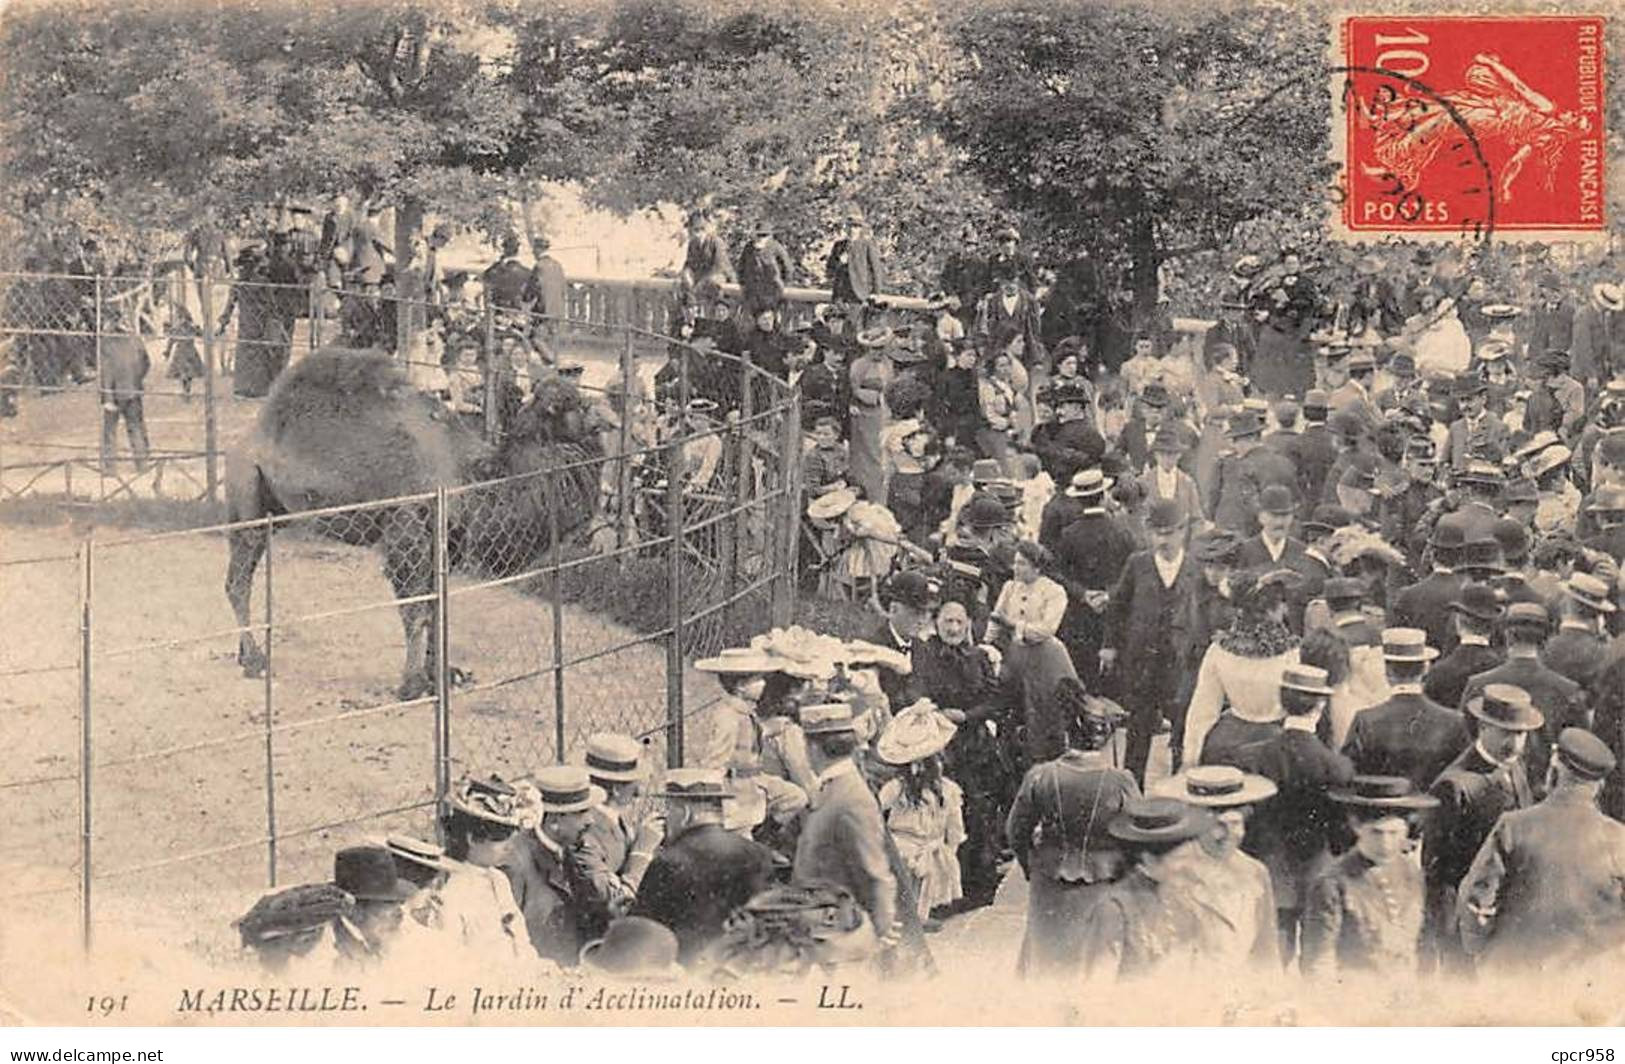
[226,525,269,677]
[383,508,436,700]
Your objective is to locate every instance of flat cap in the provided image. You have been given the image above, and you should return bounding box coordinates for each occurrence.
[1557,728,1617,781]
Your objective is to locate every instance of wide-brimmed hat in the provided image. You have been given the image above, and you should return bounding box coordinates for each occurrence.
[1381,627,1438,662]
[1328,775,1440,811]
[1525,444,1572,479]
[1593,282,1625,312]
[1145,498,1188,533]
[1227,410,1266,439]
[1065,468,1114,497]
[580,917,683,978]
[1281,663,1334,696]
[1150,765,1277,809]
[531,765,606,815]
[799,701,858,736]
[1480,303,1522,320]
[1465,683,1544,733]
[1557,728,1617,781]
[806,485,859,521]
[695,647,786,674]
[1476,339,1512,364]
[584,733,646,783]
[855,326,893,349]
[653,767,730,801]
[1449,582,1504,622]
[448,775,526,827]
[1258,484,1296,515]
[1107,798,1214,846]
[876,699,958,765]
[1565,572,1617,614]
[1231,254,1265,278]
[333,845,418,903]
[384,835,449,874]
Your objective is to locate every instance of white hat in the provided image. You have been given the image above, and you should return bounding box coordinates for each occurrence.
[875,699,957,765]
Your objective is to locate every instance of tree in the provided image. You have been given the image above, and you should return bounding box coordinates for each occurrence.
[937,3,1335,327]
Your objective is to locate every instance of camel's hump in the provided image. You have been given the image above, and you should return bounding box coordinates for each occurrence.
[260,349,415,442]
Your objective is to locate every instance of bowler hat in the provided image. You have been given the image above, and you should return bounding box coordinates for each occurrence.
[961,493,1013,530]
[1150,426,1187,454]
[1328,775,1440,811]
[1454,373,1487,397]
[1258,484,1296,515]
[580,917,682,978]
[1381,627,1438,662]
[531,765,606,815]
[1227,410,1266,439]
[1193,529,1242,563]
[1145,498,1188,533]
[1064,468,1114,497]
[1556,727,1617,781]
[333,846,418,903]
[584,733,646,783]
[1281,663,1335,696]
[1465,683,1544,733]
[1502,478,1540,505]
[1457,538,1508,576]
[1106,798,1214,846]
[1491,518,1530,560]
[1150,765,1277,808]
[1303,504,1355,537]
[1323,577,1364,605]
[884,569,942,610]
[1565,572,1617,614]
[800,701,858,735]
[1448,582,1504,622]
[654,767,730,801]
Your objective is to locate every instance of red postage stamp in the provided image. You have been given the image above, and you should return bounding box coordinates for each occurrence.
[1334,14,1606,241]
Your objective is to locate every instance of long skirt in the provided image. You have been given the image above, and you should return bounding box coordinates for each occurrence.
[1018,877,1113,979]
[848,405,888,504]
[1003,636,1079,769]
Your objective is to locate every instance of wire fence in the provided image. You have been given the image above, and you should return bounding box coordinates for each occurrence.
[0,307,802,949]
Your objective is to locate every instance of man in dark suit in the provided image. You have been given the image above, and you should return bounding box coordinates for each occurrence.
[1209,411,1298,536]
[1295,390,1339,514]
[1341,628,1471,790]
[1423,582,1506,710]
[793,703,899,942]
[868,570,940,709]
[501,766,610,966]
[1542,573,1615,688]
[1227,664,1355,965]
[1053,468,1136,684]
[976,274,1046,367]
[1114,381,1172,477]
[1031,379,1106,486]
[482,232,532,311]
[826,209,885,317]
[1392,516,1469,659]
[1320,577,1381,647]
[736,223,795,316]
[1458,728,1625,972]
[1235,484,1323,625]
[1101,498,1202,786]
[632,768,778,966]
[1426,684,1542,971]
[1461,603,1587,797]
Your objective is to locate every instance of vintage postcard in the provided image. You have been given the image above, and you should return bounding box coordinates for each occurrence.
[1,0,1623,1037]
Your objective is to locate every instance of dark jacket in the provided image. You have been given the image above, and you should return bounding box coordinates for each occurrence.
[1102,549,1203,696]
[1295,425,1339,510]
[1542,627,1610,688]
[1229,724,1356,910]
[1427,744,1534,915]
[1209,446,1299,535]
[1391,572,1466,661]
[736,238,795,313]
[1341,691,1471,790]
[867,619,923,710]
[1054,510,1136,641]
[501,829,592,966]
[1423,641,1505,713]
[1006,750,1139,885]
[1461,655,1587,794]
[631,822,778,966]
[827,237,885,303]
[1031,417,1106,484]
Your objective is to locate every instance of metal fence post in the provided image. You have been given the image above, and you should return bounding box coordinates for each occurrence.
[773,396,803,627]
[312,284,326,349]
[616,327,635,553]
[77,535,93,951]
[93,275,106,497]
[482,304,498,445]
[664,436,687,769]
[262,514,277,887]
[198,280,219,502]
[546,469,566,763]
[433,488,452,801]
[726,354,754,622]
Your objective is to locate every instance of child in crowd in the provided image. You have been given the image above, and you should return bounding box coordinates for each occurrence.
[803,415,850,498]
[877,701,966,928]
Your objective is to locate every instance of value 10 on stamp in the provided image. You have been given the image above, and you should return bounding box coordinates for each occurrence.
[1336,14,1606,241]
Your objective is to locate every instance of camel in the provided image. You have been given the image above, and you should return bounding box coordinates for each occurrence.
[224,348,604,699]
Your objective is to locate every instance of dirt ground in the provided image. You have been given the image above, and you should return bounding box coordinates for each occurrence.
[0,515,718,959]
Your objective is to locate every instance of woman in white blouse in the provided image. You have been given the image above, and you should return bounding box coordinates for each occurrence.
[986,540,1079,768]
[976,350,1021,466]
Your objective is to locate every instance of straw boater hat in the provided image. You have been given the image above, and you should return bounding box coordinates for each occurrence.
[855,326,894,349]
[1480,303,1522,320]
[1593,282,1625,312]
[1107,798,1215,847]
[806,484,859,521]
[694,646,787,674]
[584,733,646,784]
[385,835,449,875]
[1280,663,1335,696]
[1151,765,1277,808]
[1381,627,1439,662]
[1328,775,1441,812]
[1565,572,1617,614]
[876,699,958,766]
[653,766,730,801]
[1065,468,1114,498]
[531,765,605,815]
[1465,683,1544,733]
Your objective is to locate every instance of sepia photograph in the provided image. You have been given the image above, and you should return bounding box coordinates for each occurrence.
[0,0,1622,1042]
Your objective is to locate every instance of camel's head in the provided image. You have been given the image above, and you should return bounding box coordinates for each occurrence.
[508,376,603,448]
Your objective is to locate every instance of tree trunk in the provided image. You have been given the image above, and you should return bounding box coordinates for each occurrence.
[1129,208,1161,337]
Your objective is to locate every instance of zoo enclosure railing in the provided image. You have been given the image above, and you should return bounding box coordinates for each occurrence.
[0,332,802,950]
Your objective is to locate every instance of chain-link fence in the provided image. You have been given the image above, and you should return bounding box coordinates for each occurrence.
[0,327,800,950]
